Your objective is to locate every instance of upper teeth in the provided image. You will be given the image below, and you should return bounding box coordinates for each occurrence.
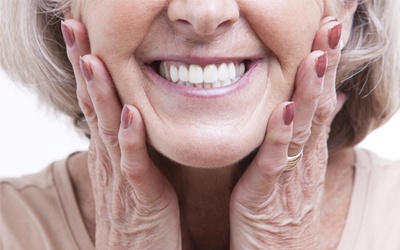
[159,61,246,88]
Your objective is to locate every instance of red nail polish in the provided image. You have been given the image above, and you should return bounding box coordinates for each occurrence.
[328,23,342,49]
[315,53,327,78]
[80,57,93,82]
[61,21,75,47]
[284,102,295,126]
[121,105,133,129]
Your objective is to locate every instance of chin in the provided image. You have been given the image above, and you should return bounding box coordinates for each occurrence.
[148,126,265,168]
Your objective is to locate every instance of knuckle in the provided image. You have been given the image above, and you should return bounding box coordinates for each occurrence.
[121,160,148,181]
[274,135,291,147]
[87,82,114,105]
[326,53,341,71]
[99,125,119,149]
[119,141,149,181]
[78,99,97,125]
[291,126,312,148]
[268,131,291,147]
[256,160,284,179]
[314,98,337,125]
[327,62,339,73]
[120,132,143,152]
[88,86,107,103]
[77,97,90,113]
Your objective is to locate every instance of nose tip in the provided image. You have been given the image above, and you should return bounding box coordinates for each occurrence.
[168,0,239,36]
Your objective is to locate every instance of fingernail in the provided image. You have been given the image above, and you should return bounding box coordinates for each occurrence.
[328,23,342,49]
[80,56,93,82]
[61,21,75,47]
[121,105,133,129]
[315,52,327,78]
[284,102,295,126]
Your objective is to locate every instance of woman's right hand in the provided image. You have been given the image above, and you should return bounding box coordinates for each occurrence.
[61,20,182,249]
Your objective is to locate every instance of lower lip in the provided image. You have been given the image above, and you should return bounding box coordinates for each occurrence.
[142,60,262,98]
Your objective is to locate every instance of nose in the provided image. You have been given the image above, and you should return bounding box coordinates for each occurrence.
[168,0,239,36]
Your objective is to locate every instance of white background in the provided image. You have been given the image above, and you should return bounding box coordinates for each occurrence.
[0,71,399,178]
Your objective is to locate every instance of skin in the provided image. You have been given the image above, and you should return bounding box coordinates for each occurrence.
[69,0,354,168]
[62,0,358,249]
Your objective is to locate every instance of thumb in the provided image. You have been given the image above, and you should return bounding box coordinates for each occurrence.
[231,102,293,206]
[118,105,176,210]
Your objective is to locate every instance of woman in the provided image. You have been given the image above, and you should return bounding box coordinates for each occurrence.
[1,0,399,249]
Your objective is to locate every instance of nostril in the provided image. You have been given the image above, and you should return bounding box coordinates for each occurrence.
[177,19,190,25]
[167,0,239,37]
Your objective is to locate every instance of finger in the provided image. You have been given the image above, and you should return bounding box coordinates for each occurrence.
[119,105,175,210]
[232,102,294,206]
[325,92,347,135]
[288,51,326,156]
[313,18,343,75]
[61,19,90,68]
[81,55,122,155]
[61,20,94,128]
[62,21,115,186]
[308,19,343,145]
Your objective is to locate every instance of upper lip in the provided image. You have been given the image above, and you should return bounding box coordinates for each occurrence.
[136,26,269,66]
[143,55,264,66]
[137,44,268,65]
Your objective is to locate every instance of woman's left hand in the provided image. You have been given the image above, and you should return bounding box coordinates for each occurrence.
[230,18,346,249]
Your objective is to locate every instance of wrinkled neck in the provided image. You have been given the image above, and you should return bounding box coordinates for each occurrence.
[148,146,253,249]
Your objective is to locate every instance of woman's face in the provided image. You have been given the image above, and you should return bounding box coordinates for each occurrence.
[78,0,339,167]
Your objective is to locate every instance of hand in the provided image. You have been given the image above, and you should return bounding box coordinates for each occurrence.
[61,20,181,249]
[230,17,346,249]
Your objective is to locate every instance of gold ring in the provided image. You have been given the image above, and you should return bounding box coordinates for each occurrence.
[284,151,303,171]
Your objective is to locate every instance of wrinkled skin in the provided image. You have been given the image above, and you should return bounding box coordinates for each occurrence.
[62,0,355,248]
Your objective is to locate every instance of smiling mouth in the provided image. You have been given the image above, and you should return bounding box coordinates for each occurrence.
[150,60,249,89]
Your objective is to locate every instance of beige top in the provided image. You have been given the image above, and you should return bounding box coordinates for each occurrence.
[1,148,400,250]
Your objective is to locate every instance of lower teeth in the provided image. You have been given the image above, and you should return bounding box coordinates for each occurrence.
[173,77,241,88]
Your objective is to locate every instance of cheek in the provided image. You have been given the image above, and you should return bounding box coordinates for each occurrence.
[84,0,166,60]
[82,1,168,104]
[239,0,322,76]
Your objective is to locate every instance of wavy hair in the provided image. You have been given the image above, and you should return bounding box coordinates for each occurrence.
[331,0,400,149]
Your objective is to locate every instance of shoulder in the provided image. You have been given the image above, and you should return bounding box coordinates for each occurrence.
[0,164,56,192]
[0,162,58,216]
[355,148,400,237]
[338,149,400,249]
[354,147,400,196]
[355,147,400,171]
[0,159,77,250]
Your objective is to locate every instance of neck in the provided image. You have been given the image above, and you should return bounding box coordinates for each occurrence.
[148,147,253,249]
